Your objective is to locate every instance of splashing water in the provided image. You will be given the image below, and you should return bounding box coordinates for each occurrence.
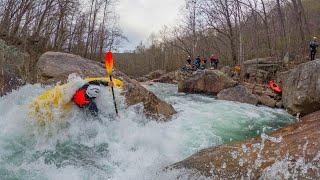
[0,81,294,179]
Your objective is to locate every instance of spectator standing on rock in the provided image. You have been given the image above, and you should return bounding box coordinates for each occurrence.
[193,56,201,69]
[201,57,207,69]
[310,37,319,60]
[186,56,192,65]
[210,54,219,69]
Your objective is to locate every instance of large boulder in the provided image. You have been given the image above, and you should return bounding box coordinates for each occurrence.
[170,110,320,179]
[282,59,320,115]
[178,70,238,95]
[121,77,177,119]
[217,85,259,105]
[36,51,176,120]
[37,52,105,83]
[0,39,31,96]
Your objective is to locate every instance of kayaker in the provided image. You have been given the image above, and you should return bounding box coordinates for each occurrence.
[310,37,318,60]
[72,80,114,116]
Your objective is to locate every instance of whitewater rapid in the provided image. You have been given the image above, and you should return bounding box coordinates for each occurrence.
[0,82,294,179]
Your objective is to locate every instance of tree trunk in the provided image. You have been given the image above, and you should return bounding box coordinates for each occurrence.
[261,0,272,55]
[276,0,288,53]
[84,0,95,57]
[224,0,237,65]
[291,0,305,42]
[297,0,310,37]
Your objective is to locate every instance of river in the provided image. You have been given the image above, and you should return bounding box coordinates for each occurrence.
[0,82,294,179]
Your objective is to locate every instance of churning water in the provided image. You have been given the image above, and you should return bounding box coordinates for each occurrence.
[0,81,294,179]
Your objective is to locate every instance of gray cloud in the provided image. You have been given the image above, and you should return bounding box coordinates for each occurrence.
[117,0,184,51]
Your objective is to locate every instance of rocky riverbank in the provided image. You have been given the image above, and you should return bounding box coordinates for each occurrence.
[167,58,320,179]
[1,38,319,178]
[169,110,320,179]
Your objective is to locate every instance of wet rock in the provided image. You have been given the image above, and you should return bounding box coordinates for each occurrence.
[282,59,320,115]
[169,111,320,179]
[178,70,238,95]
[121,77,177,120]
[0,39,31,96]
[36,51,176,120]
[217,85,258,105]
[258,95,276,108]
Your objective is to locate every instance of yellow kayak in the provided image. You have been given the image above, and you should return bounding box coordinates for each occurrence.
[29,77,123,125]
[84,77,123,88]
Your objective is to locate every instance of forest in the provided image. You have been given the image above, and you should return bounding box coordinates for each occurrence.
[0,0,319,77]
[0,0,124,62]
[115,0,320,77]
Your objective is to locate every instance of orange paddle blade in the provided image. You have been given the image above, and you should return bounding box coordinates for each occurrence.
[105,51,113,75]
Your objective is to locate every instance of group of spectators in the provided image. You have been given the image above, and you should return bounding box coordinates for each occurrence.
[185,54,220,71]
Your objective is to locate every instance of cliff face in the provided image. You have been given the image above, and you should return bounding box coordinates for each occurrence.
[170,110,320,179]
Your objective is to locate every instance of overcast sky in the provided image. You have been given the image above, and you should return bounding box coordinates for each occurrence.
[116,0,184,52]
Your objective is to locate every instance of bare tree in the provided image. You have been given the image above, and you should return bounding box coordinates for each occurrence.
[0,0,125,62]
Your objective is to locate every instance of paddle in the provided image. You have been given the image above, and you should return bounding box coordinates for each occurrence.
[105,51,118,115]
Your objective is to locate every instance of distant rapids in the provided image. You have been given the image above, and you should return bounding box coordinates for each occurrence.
[0,82,294,179]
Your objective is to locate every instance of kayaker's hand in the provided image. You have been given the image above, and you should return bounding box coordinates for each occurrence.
[109,81,114,87]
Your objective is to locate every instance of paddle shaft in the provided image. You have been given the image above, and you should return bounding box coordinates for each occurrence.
[109,75,118,115]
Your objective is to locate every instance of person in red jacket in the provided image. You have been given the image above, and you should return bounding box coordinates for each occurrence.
[72,80,114,117]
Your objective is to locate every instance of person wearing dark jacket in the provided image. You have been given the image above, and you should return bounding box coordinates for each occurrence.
[72,80,113,116]
[186,56,192,65]
[310,37,319,61]
[210,54,219,69]
[193,56,201,69]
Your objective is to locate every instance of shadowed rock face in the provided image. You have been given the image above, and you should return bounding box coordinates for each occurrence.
[169,111,320,179]
[144,70,166,80]
[0,39,31,96]
[217,85,259,105]
[137,71,178,84]
[282,59,320,116]
[258,94,277,108]
[178,70,238,95]
[37,51,176,120]
[136,70,166,82]
[152,72,177,84]
[242,57,281,84]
